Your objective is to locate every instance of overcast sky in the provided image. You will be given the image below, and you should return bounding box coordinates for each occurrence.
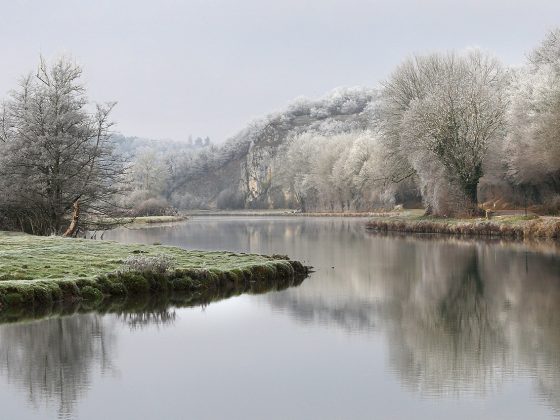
[0,0,559,143]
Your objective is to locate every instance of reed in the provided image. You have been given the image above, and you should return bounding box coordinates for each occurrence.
[365,216,560,240]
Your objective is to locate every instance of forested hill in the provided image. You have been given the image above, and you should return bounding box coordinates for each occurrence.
[2,30,558,234]
[165,87,380,210]
[122,29,560,215]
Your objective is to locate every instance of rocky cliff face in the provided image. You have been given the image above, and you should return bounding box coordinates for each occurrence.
[234,87,379,208]
[170,87,378,209]
[241,145,275,206]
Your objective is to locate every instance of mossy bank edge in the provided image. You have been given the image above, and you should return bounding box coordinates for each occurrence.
[0,232,309,314]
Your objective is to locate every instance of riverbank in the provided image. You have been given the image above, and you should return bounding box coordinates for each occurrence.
[97,215,188,228]
[0,273,306,324]
[185,209,384,217]
[0,232,308,312]
[366,213,560,239]
[128,215,188,224]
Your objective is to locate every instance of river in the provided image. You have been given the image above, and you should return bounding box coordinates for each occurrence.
[1,216,559,419]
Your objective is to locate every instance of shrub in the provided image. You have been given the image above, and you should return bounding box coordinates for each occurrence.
[75,278,98,290]
[123,254,176,274]
[132,197,178,217]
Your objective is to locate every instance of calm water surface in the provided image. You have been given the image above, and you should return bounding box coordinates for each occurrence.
[1,216,560,419]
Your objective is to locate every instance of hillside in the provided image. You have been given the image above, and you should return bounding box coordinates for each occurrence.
[169,87,379,209]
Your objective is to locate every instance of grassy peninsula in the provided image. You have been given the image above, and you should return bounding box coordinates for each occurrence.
[0,232,308,313]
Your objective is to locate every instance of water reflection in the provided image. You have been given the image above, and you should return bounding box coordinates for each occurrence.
[1,218,559,419]
[118,308,177,330]
[0,268,306,418]
[0,314,116,419]
[267,233,560,414]
[106,218,560,416]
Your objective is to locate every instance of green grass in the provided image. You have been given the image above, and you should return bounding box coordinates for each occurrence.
[0,232,308,313]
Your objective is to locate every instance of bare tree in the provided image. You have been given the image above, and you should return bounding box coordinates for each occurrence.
[0,56,127,235]
[382,51,507,215]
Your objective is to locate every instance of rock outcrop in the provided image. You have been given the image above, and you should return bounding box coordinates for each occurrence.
[173,87,378,209]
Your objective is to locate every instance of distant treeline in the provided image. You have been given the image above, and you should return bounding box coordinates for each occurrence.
[131,28,559,216]
[0,29,559,235]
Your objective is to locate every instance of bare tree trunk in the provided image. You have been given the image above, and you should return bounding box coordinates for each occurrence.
[63,198,80,237]
[464,182,482,216]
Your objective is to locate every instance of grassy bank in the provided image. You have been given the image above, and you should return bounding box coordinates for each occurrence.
[0,232,308,312]
[126,215,188,224]
[97,215,188,228]
[366,213,560,239]
[0,273,306,324]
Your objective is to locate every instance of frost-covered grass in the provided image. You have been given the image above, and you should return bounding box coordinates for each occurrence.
[0,231,286,281]
[0,232,307,312]
[366,214,560,239]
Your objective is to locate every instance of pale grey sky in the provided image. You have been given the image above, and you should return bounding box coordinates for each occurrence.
[0,0,558,142]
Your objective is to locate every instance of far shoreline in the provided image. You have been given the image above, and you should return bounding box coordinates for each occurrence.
[365,213,560,240]
[109,210,560,241]
[184,209,386,217]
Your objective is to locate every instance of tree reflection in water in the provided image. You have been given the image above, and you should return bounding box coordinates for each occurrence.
[0,314,116,419]
[118,308,177,330]
[0,270,306,419]
[1,222,559,418]
[268,235,560,414]
[0,306,180,418]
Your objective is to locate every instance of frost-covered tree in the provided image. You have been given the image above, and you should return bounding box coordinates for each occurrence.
[0,57,125,235]
[130,148,168,194]
[504,29,560,203]
[164,87,380,210]
[124,148,173,216]
[382,51,507,215]
[273,130,400,211]
[273,134,318,211]
[0,314,115,418]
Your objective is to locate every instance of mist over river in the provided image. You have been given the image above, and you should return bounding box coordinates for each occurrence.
[1,216,559,419]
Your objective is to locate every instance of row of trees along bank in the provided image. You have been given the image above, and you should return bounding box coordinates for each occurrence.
[1,29,560,233]
[268,29,560,216]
